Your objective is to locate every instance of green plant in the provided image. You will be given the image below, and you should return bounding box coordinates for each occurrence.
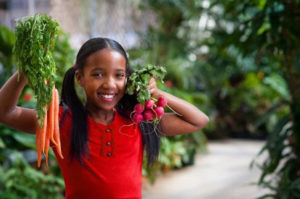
[13,14,59,125]
[126,64,166,104]
[0,151,64,199]
[0,26,16,86]
[52,32,75,91]
[204,0,300,197]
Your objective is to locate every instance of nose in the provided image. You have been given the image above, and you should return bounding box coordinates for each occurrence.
[102,76,116,89]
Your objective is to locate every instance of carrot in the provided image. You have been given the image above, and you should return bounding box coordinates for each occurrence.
[36,106,47,167]
[41,107,47,153]
[35,119,42,167]
[44,128,50,167]
[49,87,57,146]
[44,86,55,166]
[53,88,64,159]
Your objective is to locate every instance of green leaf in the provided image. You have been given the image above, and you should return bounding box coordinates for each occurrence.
[125,64,167,106]
[258,0,267,10]
[254,100,287,128]
[12,133,36,148]
[257,22,270,35]
[0,137,5,148]
[263,74,290,99]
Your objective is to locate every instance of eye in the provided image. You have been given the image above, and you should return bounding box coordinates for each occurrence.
[93,73,103,78]
[116,73,125,78]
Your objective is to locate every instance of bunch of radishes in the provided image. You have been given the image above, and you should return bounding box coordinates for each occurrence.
[132,96,167,124]
[125,64,167,124]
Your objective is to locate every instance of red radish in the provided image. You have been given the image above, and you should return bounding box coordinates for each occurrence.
[133,113,143,123]
[145,99,155,109]
[157,96,167,107]
[134,104,144,113]
[143,109,155,121]
[154,106,164,118]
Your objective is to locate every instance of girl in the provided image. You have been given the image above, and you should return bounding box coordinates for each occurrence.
[0,37,209,199]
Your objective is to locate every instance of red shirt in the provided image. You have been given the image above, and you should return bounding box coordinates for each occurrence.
[52,106,143,199]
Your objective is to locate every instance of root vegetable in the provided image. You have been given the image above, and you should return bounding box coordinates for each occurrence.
[134,104,144,113]
[133,113,144,123]
[144,110,155,121]
[154,106,165,118]
[145,99,155,109]
[157,96,167,107]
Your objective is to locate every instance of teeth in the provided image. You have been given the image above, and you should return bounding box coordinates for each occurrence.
[101,94,115,98]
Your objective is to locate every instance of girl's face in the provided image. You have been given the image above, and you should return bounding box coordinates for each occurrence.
[75,49,127,112]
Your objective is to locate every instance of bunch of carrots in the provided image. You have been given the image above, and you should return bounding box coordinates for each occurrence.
[36,86,63,167]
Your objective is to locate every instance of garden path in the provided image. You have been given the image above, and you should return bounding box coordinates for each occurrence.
[142,139,269,199]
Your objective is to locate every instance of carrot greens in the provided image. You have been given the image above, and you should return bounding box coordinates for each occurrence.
[13,14,59,126]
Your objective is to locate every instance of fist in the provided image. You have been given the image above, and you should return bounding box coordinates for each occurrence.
[148,77,160,99]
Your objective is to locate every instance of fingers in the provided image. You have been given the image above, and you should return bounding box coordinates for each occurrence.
[148,77,156,88]
[148,77,159,98]
[150,87,155,95]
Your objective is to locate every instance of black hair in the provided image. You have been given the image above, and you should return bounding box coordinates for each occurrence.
[61,37,160,167]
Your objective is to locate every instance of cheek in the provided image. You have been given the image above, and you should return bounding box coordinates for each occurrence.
[117,81,126,94]
[119,79,126,88]
[83,81,98,93]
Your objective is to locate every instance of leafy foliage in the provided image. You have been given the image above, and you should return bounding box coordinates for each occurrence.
[126,64,166,104]
[0,151,64,199]
[204,0,300,198]
[13,14,59,126]
[0,26,16,86]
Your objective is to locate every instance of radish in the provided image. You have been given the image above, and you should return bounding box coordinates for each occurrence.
[154,106,164,118]
[133,113,143,123]
[157,96,167,107]
[134,104,143,113]
[145,99,155,109]
[143,109,155,121]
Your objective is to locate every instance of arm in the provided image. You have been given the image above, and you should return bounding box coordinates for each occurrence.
[149,78,209,136]
[0,71,37,134]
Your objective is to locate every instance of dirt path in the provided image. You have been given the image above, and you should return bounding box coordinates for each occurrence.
[142,139,269,199]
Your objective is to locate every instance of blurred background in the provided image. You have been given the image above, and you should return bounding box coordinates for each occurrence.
[0,0,299,199]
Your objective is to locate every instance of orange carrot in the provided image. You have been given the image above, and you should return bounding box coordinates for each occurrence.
[53,88,64,159]
[44,87,55,166]
[40,107,47,153]
[36,106,47,167]
[49,87,57,146]
[35,119,42,168]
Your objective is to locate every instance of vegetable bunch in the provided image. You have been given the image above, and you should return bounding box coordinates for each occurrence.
[13,14,63,167]
[36,86,63,167]
[132,96,167,124]
[126,64,167,124]
[14,14,59,126]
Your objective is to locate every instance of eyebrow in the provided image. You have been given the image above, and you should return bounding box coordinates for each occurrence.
[90,67,125,72]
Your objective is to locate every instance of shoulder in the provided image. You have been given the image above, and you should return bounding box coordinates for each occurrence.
[58,105,72,131]
[59,105,72,119]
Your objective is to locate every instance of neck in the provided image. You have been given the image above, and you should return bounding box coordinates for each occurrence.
[85,103,115,125]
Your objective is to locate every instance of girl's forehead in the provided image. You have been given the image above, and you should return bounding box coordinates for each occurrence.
[84,49,126,70]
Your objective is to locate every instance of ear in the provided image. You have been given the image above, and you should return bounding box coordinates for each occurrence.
[75,70,84,86]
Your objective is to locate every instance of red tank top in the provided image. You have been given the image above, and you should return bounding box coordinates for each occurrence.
[52,106,143,199]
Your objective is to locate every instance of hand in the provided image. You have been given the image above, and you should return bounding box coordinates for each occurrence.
[18,71,28,84]
[148,77,161,99]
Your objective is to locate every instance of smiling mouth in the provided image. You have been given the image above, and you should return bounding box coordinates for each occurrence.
[97,93,117,102]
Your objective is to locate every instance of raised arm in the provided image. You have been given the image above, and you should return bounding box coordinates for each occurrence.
[149,78,209,136]
[0,71,37,134]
